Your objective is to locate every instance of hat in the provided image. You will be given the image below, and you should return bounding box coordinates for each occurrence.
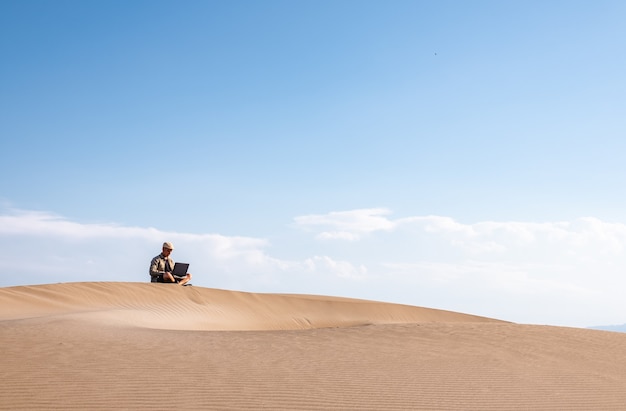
[163,242,174,250]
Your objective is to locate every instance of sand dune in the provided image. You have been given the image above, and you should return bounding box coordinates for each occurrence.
[2,282,626,410]
[0,282,500,331]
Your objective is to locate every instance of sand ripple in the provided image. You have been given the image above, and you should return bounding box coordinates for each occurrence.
[2,282,626,410]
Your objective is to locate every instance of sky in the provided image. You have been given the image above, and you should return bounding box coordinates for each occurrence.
[1,0,626,327]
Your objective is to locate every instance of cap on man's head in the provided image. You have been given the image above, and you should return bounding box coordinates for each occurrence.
[163,242,174,250]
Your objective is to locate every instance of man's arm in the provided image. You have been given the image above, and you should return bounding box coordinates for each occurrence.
[149,256,165,279]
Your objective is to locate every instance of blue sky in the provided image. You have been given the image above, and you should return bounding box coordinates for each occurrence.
[1,0,626,327]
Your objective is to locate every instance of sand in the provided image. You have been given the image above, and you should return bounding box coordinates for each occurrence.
[2,282,626,410]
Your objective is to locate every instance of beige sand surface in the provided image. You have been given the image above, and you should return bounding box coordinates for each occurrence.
[2,282,626,410]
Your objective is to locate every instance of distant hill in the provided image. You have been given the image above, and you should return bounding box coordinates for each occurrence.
[588,324,626,333]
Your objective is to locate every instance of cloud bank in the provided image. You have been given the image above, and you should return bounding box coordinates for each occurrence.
[293,208,626,326]
[2,207,626,327]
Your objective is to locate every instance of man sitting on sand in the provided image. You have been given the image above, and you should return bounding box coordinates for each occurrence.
[149,242,192,285]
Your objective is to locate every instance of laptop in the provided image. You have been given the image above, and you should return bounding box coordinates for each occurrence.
[171,262,189,279]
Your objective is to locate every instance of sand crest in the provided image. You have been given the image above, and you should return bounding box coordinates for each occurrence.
[2,282,626,410]
[0,282,500,331]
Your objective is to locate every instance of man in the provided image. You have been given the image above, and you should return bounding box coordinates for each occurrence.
[149,242,192,285]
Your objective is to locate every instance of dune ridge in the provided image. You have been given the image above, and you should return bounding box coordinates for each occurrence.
[0,282,501,330]
[3,282,626,410]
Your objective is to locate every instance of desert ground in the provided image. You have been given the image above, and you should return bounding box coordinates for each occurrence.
[2,282,626,410]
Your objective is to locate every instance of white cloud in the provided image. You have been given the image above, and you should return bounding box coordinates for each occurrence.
[0,208,370,294]
[316,231,361,241]
[0,209,153,239]
[294,208,396,240]
[295,209,626,261]
[381,260,591,296]
[304,256,368,280]
[291,209,626,326]
[0,208,284,288]
[4,206,626,327]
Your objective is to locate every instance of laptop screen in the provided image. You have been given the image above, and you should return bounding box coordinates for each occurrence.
[171,263,189,277]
